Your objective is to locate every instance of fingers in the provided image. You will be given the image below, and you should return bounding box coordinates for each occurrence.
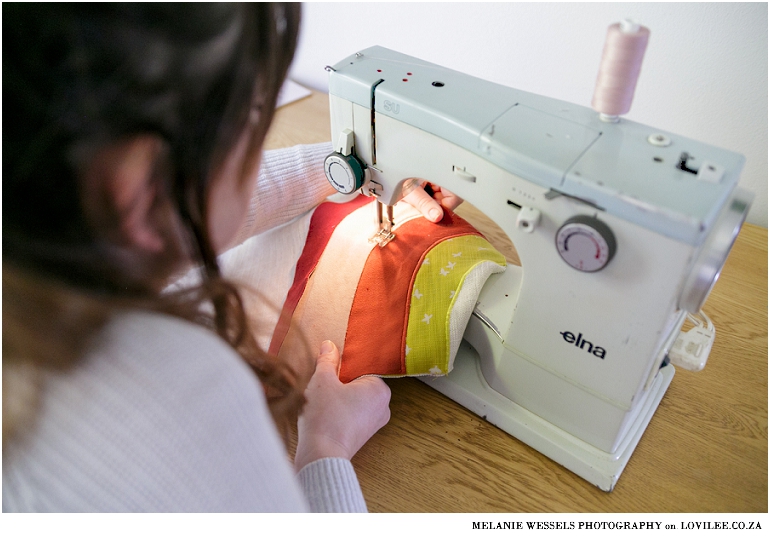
[294,341,393,471]
[317,340,341,376]
[433,186,463,211]
[315,339,391,425]
[401,179,464,221]
[401,183,443,222]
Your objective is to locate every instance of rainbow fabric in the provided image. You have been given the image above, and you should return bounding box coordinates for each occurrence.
[269,196,505,383]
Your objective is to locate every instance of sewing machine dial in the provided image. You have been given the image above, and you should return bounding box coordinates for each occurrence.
[324,152,368,194]
[556,216,617,272]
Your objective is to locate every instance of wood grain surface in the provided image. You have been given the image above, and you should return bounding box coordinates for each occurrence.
[269,89,768,513]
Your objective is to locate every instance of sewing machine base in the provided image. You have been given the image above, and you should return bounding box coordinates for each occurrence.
[419,341,675,492]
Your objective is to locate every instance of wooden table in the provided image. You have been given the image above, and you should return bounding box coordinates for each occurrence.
[266,91,768,513]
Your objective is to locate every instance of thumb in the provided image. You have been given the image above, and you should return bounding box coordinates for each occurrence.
[402,184,443,222]
[316,340,341,376]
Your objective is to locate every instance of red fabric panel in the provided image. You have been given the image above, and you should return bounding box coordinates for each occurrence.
[268,195,371,357]
[339,210,480,383]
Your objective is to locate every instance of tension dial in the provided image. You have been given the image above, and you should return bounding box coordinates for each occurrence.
[324,152,368,194]
[555,215,617,272]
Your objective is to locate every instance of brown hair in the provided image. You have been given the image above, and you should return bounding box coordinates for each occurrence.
[3,3,307,443]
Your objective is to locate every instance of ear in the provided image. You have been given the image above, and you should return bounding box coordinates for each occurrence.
[82,135,167,253]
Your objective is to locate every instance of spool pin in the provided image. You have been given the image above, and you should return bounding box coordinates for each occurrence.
[592,19,650,122]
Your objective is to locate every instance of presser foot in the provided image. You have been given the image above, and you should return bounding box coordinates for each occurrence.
[370,229,395,247]
[370,201,396,247]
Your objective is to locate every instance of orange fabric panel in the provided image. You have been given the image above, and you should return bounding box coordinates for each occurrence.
[339,210,480,383]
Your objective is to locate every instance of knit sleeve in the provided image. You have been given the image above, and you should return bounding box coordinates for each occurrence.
[296,458,369,513]
[2,312,311,513]
[235,142,335,243]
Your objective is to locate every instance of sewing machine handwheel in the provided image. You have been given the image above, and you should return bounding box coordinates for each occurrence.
[555,215,616,272]
[678,190,751,313]
[324,152,367,195]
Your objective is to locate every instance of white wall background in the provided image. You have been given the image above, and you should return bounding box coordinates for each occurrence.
[289,2,768,227]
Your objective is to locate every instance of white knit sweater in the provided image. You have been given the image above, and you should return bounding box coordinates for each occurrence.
[2,143,370,513]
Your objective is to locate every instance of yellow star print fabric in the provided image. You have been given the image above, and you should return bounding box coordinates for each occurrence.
[405,235,506,376]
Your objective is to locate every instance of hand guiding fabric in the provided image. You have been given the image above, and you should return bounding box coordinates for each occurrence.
[293,182,460,472]
[401,179,463,222]
[294,340,391,472]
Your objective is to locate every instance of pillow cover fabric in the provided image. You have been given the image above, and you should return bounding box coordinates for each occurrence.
[268,196,506,383]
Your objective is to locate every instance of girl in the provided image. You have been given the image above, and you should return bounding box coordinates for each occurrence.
[2,2,385,512]
[3,2,457,513]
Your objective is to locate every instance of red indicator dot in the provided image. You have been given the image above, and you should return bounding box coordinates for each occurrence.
[403,78,408,82]
[407,72,413,75]
[377,69,382,72]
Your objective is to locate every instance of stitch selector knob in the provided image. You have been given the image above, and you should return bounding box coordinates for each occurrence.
[324,152,368,195]
[556,215,616,272]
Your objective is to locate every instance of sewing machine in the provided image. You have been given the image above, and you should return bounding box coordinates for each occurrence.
[322,45,751,491]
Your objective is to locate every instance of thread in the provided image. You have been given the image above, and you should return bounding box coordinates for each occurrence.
[591,19,650,121]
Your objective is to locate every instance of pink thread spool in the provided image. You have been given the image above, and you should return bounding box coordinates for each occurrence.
[592,19,650,122]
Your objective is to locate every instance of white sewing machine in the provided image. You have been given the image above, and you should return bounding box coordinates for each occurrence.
[321,44,751,491]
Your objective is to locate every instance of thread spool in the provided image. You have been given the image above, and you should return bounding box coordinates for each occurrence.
[592,19,650,122]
